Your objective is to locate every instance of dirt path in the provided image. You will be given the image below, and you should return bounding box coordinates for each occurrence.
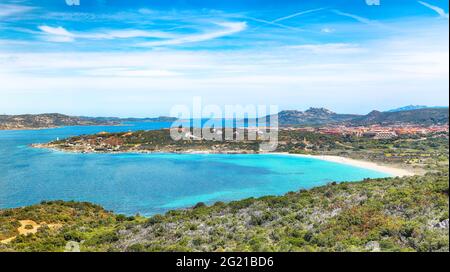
[0,220,62,244]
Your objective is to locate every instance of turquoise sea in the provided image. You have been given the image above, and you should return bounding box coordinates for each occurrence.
[0,122,390,216]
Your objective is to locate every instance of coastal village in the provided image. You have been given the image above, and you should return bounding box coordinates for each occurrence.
[33,123,449,170]
[282,124,449,139]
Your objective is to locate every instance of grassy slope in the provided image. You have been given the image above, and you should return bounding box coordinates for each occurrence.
[1,172,448,252]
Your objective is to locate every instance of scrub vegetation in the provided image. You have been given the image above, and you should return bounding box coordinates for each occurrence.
[1,172,448,252]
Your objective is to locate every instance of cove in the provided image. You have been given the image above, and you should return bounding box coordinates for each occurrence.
[0,122,390,216]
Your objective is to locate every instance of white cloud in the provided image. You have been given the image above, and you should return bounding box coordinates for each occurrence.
[138,8,155,15]
[85,68,182,77]
[1,32,447,83]
[287,43,364,54]
[37,22,246,46]
[0,4,34,17]
[138,22,247,47]
[321,27,334,33]
[38,25,175,43]
[418,1,449,19]
[38,26,75,42]
[1,18,448,115]
[101,30,173,39]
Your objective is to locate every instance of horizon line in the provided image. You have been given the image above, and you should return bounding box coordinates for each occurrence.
[1,105,449,119]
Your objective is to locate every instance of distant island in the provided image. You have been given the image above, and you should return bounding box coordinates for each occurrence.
[0,114,177,130]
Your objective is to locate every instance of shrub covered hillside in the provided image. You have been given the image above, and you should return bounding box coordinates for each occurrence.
[1,172,448,252]
[115,172,449,252]
[0,201,143,252]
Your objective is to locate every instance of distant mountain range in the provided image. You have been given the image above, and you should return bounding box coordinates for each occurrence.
[1,107,448,130]
[264,108,359,125]
[351,108,449,126]
[270,107,449,126]
[386,105,448,112]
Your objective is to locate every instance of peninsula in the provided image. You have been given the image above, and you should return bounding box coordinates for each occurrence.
[33,123,449,176]
[0,114,177,130]
[0,113,118,130]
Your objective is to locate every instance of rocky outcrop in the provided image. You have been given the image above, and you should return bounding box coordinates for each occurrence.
[434,219,449,229]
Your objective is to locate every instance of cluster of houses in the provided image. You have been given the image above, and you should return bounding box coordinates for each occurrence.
[178,127,272,141]
[178,124,449,141]
[282,124,449,139]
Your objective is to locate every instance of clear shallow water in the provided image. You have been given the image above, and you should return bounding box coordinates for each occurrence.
[0,122,390,216]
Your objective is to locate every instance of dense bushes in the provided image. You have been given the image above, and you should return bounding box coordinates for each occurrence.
[1,173,448,252]
[112,172,449,252]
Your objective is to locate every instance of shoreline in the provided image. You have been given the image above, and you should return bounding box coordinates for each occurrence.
[31,144,258,155]
[0,123,124,132]
[33,144,416,177]
[272,153,415,177]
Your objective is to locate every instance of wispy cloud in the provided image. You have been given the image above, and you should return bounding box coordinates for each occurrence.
[38,26,75,42]
[137,22,247,47]
[418,1,449,19]
[1,25,448,115]
[245,17,300,31]
[333,10,381,26]
[85,68,181,77]
[247,8,324,31]
[321,27,334,33]
[37,20,247,46]
[0,2,448,115]
[287,43,364,54]
[138,8,155,15]
[38,25,175,43]
[273,8,326,22]
[0,4,34,17]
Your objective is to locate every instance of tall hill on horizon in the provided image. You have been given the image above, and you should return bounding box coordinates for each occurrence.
[1,107,449,130]
[271,107,449,126]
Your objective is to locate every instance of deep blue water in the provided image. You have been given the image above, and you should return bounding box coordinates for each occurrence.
[0,122,390,216]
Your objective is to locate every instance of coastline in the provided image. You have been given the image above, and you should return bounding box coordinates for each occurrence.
[31,144,258,154]
[272,153,415,177]
[0,126,59,131]
[0,123,124,132]
[33,143,416,178]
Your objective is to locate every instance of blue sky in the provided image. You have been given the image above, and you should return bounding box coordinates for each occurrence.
[0,0,448,117]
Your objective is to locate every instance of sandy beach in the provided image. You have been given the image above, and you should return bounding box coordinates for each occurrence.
[272,153,415,177]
